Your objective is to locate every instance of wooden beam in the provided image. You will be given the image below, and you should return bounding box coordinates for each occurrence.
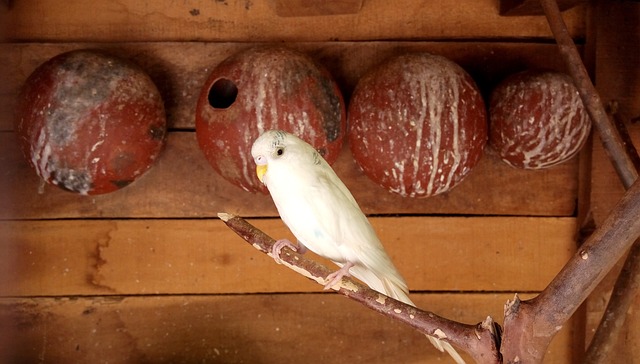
[0,293,575,363]
[500,0,587,16]
[0,131,579,219]
[0,217,576,296]
[272,0,363,17]
[0,0,586,42]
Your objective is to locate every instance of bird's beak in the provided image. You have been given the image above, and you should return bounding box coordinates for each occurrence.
[256,164,268,183]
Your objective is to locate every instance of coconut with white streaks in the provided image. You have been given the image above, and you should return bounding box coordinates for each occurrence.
[348,53,487,198]
[15,50,166,195]
[489,70,591,169]
[195,46,346,193]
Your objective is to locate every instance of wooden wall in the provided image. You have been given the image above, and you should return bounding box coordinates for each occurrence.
[586,0,640,361]
[0,0,638,363]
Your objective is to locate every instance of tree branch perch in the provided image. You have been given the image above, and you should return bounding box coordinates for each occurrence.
[501,178,640,362]
[216,4,640,361]
[539,1,640,361]
[220,180,640,362]
[217,213,501,363]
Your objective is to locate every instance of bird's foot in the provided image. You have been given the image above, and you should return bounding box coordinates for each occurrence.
[271,239,298,264]
[323,262,354,290]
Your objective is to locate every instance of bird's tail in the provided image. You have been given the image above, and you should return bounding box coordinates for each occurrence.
[424,335,466,364]
[349,265,466,364]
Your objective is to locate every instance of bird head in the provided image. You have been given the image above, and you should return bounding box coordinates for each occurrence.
[251,130,318,184]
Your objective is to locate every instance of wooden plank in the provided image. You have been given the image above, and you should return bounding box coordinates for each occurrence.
[0,217,577,296]
[0,293,576,363]
[0,0,586,42]
[499,0,586,16]
[0,131,579,219]
[1,41,584,132]
[272,0,364,17]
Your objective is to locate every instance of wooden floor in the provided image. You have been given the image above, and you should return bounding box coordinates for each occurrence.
[1,1,638,362]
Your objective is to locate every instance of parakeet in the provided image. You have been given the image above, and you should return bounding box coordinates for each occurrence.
[251,130,465,364]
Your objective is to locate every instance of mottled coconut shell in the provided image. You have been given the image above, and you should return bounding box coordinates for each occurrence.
[489,70,591,169]
[348,53,487,198]
[15,49,167,195]
[195,46,346,193]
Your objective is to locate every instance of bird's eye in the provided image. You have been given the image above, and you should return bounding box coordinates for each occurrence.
[276,147,284,156]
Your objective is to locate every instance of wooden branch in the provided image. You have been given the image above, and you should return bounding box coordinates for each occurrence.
[218,213,501,363]
[584,242,640,362]
[539,0,638,189]
[501,178,640,361]
[607,102,640,173]
[539,0,640,361]
[584,106,640,362]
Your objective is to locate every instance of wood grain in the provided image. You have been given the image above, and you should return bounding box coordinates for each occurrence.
[0,0,586,42]
[500,0,586,15]
[0,131,579,219]
[272,0,364,17]
[0,217,576,297]
[0,293,576,364]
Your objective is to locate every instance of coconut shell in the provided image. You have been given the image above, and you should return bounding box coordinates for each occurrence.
[15,49,167,195]
[348,53,487,198]
[195,46,347,193]
[489,70,591,169]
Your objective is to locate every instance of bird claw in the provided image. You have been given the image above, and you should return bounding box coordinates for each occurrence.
[323,262,354,290]
[271,239,298,264]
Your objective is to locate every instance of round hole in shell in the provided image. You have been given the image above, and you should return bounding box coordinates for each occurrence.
[208,78,238,109]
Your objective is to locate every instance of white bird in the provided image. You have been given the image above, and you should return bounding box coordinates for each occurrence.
[251,130,465,364]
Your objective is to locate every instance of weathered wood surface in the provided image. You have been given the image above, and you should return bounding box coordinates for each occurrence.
[0,217,576,297]
[0,0,586,42]
[0,0,610,361]
[272,0,365,17]
[0,131,579,219]
[0,293,576,364]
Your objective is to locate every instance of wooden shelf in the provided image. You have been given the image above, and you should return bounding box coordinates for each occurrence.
[1,0,639,362]
[0,0,586,42]
[0,217,576,296]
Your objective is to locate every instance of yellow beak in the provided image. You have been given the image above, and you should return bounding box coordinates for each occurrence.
[256,164,268,183]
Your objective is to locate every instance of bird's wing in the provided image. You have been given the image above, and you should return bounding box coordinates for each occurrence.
[302,162,411,300]
[273,158,466,364]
